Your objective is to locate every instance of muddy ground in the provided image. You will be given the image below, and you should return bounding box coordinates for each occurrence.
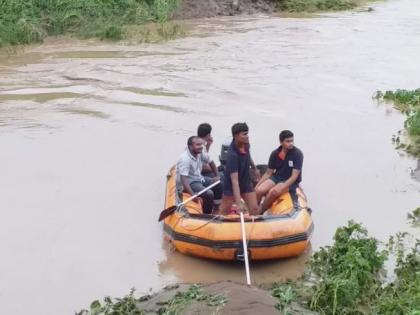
[174,0,275,19]
[137,281,316,314]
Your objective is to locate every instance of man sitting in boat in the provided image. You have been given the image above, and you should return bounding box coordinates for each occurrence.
[197,123,223,208]
[255,130,304,213]
[219,123,261,215]
[198,123,215,177]
[176,136,222,214]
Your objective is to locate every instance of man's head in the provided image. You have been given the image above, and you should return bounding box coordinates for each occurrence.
[187,136,203,155]
[279,130,294,150]
[231,122,249,145]
[197,123,213,143]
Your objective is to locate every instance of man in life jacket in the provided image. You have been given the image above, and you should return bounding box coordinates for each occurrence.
[256,130,304,212]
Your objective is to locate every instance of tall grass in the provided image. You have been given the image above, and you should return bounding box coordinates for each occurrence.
[277,0,362,12]
[0,0,181,46]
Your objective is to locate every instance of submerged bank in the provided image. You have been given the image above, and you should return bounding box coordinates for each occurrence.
[0,0,375,47]
[374,89,420,158]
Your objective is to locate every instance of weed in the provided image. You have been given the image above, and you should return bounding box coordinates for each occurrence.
[79,285,227,315]
[0,0,181,46]
[157,284,227,315]
[277,0,360,12]
[408,208,420,228]
[376,233,420,314]
[77,288,146,315]
[271,220,420,314]
[374,89,420,157]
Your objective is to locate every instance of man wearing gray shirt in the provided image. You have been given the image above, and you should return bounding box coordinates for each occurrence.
[176,136,221,214]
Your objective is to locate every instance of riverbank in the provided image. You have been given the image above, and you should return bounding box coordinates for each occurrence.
[78,220,420,314]
[0,0,375,47]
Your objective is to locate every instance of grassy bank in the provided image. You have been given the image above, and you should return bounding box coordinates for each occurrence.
[374,89,420,157]
[276,0,369,13]
[77,284,227,315]
[0,0,182,47]
[79,217,420,314]
[272,218,420,314]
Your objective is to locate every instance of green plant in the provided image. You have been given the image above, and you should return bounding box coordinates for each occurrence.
[157,284,227,315]
[77,288,146,315]
[308,221,386,314]
[272,283,298,313]
[408,208,420,227]
[0,0,182,46]
[375,234,420,314]
[374,88,420,157]
[277,0,358,12]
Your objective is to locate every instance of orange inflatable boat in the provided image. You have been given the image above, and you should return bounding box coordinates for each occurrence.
[162,167,313,261]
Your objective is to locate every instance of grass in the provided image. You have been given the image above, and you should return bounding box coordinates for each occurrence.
[374,89,420,157]
[271,220,420,315]
[157,284,228,314]
[77,288,145,315]
[78,284,227,315]
[276,0,368,12]
[0,0,182,47]
[78,220,419,315]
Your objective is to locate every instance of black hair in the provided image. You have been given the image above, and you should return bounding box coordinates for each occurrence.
[279,130,294,142]
[187,136,200,146]
[197,123,212,138]
[231,122,249,136]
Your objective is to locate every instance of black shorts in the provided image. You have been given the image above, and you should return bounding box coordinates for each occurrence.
[223,181,254,196]
[269,176,299,193]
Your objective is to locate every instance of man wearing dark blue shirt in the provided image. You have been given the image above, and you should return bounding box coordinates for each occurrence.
[220,123,260,215]
[256,130,304,212]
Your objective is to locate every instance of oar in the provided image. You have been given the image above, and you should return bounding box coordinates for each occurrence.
[239,211,251,286]
[158,180,221,222]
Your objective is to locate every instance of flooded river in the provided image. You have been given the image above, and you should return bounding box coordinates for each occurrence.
[1,0,420,314]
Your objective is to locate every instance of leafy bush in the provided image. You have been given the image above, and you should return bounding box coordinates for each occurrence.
[308,221,386,314]
[272,220,420,315]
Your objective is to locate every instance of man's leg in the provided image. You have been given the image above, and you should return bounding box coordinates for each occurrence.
[242,192,259,215]
[255,178,276,204]
[219,195,234,215]
[261,182,289,212]
[190,181,214,214]
[203,176,222,211]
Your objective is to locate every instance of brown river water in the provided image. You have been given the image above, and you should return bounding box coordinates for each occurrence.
[1,0,420,314]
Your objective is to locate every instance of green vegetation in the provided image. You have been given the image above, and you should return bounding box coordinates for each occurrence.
[374,89,420,157]
[157,284,228,314]
[78,284,227,315]
[271,220,420,314]
[77,288,145,315]
[277,0,365,12]
[0,0,182,47]
[79,220,419,315]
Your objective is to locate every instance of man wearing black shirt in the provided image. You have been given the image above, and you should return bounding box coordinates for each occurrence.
[256,130,303,212]
[220,123,261,215]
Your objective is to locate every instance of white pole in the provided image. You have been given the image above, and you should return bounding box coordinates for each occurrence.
[240,212,251,286]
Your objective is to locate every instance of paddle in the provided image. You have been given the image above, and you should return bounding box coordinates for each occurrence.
[158,180,221,222]
[239,211,251,286]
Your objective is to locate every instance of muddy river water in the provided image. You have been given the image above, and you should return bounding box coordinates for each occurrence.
[1,0,420,314]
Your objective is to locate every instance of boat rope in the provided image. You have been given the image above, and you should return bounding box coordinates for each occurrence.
[179,214,224,231]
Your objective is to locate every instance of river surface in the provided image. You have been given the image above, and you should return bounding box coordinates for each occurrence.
[1,0,420,314]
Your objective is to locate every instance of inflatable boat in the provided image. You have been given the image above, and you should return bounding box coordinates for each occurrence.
[162,167,313,261]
